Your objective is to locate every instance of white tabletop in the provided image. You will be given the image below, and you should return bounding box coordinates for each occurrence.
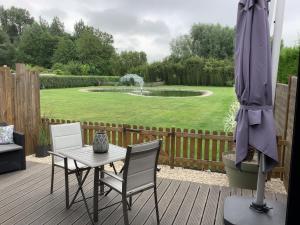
[57,144,126,168]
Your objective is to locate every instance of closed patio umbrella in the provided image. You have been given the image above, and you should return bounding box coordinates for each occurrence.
[234,0,277,174]
[235,0,278,211]
[223,0,286,224]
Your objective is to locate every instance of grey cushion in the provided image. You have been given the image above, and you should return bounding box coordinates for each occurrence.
[0,144,22,153]
[0,125,14,144]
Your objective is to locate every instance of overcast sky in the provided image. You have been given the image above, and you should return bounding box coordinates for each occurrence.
[1,0,299,62]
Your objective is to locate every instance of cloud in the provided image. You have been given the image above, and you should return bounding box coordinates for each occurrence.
[1,0,299,61]
[86,8,170,36]
[39,8,68,20]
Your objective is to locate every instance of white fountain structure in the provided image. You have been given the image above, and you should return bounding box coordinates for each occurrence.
[120,74,145,95]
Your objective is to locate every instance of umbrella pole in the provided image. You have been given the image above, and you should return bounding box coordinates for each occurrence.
[255,153,265,205]
[250,153,271,212]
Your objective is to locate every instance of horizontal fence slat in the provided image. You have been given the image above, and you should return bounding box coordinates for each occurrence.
[42,118,287,179]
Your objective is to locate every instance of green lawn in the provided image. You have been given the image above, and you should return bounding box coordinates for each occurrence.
[41,86,235,131]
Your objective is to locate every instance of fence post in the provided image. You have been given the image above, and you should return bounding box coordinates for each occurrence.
[123,124,127,147]
[170,127,175,169]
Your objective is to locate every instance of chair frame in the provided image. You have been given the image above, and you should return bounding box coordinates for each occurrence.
[101,140,162,225]
[48,123,117,208]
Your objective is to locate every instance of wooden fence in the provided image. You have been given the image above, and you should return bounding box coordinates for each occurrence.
[274,76,297,189]
[0,64,40,155]
[41,118,287,179]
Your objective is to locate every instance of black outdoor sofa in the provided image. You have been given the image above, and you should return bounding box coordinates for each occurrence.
[0,122,26,174]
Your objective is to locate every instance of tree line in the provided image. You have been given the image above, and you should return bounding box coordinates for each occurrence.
[0,5,297,86]
[0,6,147,76]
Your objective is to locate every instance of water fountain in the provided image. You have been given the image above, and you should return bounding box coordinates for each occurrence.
[119,74,144,95]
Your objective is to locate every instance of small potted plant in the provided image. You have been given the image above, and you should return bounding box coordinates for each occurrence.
[222,100,259,189]
[36,124,50,157]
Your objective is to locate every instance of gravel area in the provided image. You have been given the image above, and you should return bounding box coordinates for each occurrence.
[27,155,286,194]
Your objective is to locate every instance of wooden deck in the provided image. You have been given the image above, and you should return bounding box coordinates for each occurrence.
[0,161,287,225]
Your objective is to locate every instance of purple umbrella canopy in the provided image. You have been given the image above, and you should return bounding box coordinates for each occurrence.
[234,0,278,171]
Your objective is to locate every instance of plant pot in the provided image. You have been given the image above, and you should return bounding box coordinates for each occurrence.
[223,151,259,189]
[93,131,109,153]
[36,145,50,158]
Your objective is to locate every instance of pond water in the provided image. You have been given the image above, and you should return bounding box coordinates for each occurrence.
[88,89,206,97]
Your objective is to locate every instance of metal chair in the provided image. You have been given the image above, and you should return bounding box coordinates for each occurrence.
[100,139,162,225]
[49,122,89,208]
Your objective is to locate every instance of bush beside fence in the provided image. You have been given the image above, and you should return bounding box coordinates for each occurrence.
[39,75,119,89]
[41,118,286,179]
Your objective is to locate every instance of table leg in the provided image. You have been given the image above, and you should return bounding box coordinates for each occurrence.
[73,161,94,225]
[94,167,99,222]
[100,165,104,195]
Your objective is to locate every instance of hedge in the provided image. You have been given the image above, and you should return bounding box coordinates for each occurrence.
[40,75,120,89]
[133,56,235,86]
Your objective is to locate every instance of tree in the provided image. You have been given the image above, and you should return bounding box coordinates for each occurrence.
[0,6,34,42]
[49,16,65,36]
[52,37,77,64]
[170,35,193,60]
[191,24,234,59]
[0,29,15,66]
[118,51,147,75]
[75,30,115,74]
[17,23,58,68]
[74,19,93,38]
[183,56,205,85]
[38,17,49,31]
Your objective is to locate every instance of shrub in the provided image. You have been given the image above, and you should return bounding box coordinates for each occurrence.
[223,100,240,132]
[26,64,49,73]
[142,57,234,86]
[64,61,82,75]
[278,46,299,84]
[40,75,119,89]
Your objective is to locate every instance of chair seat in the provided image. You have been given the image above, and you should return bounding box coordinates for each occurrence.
[0,144,22,153]
[55,159,88,170]
[101,172,155,196]
[101,173,123,193]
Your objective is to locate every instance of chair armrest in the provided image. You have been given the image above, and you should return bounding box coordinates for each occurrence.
[103,171,123,182]
[48,151,66,159]
[13,131,25,147]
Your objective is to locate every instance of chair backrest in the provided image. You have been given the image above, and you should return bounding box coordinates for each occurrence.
[123,140,162,193]
[50,122,83,162]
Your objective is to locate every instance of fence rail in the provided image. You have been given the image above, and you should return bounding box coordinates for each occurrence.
[41,118,286,179]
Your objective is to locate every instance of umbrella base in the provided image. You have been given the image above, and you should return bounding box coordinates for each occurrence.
[224,196,286,225]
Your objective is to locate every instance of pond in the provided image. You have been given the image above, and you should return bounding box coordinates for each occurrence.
[87,88,208,97]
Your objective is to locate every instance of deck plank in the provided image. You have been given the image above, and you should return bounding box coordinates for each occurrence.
[12,175,79,225]
[0,163,57,201]
[215,186,231,225]
[186,184,209,225]
[1,174,75,225]
[0,161,50,191]
[61,187,118,225]
[172,182,199,225]
[29,176,95,225]
[142,180,181,225]
[0,163,287,225]
[160,181,190,225]
[121,178,171,225]
[201,185,220,225]
[104,179,165,225]
[0,171,66,223]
